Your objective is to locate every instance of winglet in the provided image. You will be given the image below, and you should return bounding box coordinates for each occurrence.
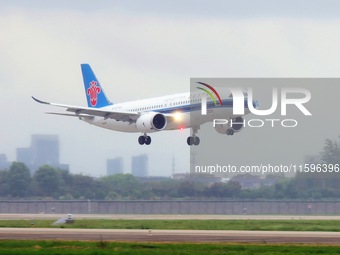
[32,96,51,105]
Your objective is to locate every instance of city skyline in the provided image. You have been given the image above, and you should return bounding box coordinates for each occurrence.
[0,134,179,177]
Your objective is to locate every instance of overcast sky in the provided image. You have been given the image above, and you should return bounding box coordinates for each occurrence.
[1,0,340,177]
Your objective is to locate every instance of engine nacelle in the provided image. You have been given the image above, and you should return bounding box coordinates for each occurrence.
[136,113,167,133]
[214,116,244,135]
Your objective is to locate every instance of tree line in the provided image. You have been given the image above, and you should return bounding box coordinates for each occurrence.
[0,162,243,199]
[0,137,339,200]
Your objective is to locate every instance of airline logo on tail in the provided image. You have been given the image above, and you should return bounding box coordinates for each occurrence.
[197,82,223,115]
[81,64,113,108]
[87,80,101,107]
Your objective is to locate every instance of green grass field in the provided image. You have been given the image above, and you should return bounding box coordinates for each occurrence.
[1,219,340,231]
[0,241,339,255]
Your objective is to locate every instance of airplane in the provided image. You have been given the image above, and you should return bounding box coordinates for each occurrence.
[32,64,255,146]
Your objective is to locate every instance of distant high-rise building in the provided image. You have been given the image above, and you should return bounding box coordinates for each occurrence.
[107,157,123,175]
[16,135,68,174]
[131,154,148,177]
[16,148,32,166]
[0,154,10,170]
[31,135,59,167]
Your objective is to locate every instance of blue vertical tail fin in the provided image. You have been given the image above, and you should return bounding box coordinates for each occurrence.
[81,64,113,108]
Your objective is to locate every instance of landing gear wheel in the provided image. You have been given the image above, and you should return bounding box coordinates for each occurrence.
[187,136,194,146]
[226,129,234,136]
[145,136,151,145]
[187,136,200,146]
[138,136,145,145]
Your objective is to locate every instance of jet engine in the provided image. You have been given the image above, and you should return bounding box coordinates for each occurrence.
[136,113,167,133]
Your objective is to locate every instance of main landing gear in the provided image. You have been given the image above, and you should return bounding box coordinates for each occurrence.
[187,127,200,146]
[138,134,151,145]
[187,136,200,146]
[138,127,202,146]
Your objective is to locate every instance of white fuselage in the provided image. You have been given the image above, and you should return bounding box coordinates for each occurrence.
[80,91,249,133]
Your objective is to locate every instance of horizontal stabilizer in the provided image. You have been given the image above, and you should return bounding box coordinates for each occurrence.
[46,112,93,118]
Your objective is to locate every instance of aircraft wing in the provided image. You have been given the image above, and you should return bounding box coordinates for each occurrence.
[32,96,140,122]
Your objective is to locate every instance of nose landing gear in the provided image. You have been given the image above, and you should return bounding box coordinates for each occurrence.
[187,126,200,146]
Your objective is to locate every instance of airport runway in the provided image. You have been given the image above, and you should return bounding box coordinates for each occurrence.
[1,228,340,244]
[1,213,340,220]
[1,214,340,244]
